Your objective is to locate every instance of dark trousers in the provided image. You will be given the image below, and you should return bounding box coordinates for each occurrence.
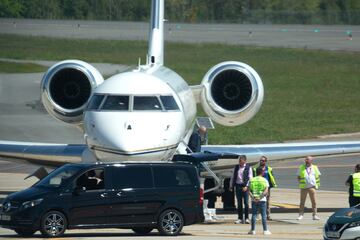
[235,185,249,220]
[349,196,360,207]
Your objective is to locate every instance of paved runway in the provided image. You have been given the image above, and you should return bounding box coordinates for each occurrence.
[0,18,359,51]
[0,157,350,240]
[0,212,331,240]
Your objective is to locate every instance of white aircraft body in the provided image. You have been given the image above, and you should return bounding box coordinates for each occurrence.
[1,0,360,183]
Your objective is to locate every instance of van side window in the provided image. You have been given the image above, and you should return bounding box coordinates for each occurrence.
[111,166,153,189]
[76,169,105,191]
[154,167,193,187]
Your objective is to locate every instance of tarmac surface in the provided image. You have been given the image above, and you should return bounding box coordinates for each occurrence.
[0,164,350,240]
[0,18,360,52]
[0,165,350,240]
[0,212,331,240]
[0,152,358,239]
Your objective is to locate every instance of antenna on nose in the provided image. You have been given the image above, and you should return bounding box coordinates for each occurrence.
[147,0,164,66]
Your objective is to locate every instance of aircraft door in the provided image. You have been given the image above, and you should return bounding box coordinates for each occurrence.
[67,168,110,226]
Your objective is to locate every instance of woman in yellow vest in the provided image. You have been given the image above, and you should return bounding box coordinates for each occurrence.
[248,167,271,235]
[345,164,360,207]
[296,156,321,221]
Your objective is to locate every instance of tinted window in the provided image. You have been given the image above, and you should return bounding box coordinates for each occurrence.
[87,95,104,110]
[160,96,179,110]
[76,168,105,191]
[133,96,162,111]
[35,165,82,188]
[154,167,194,187]
[111,166,153,189]
[102,96,129,110]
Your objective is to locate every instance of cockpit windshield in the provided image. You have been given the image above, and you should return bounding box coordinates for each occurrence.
[160,96,179,110]
[87,94,104,110]
[86,94,179,111]
[133,96,161,111]
[35,165,82,188]
[102,96,129,110]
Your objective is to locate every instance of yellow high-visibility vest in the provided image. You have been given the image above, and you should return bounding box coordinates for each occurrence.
[352,172,360,197]
[253,165,277,188]
[298,164,320,189]
[249,176,268,199]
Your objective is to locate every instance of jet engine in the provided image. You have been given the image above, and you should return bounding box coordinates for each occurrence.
[41,60,104,124]
[200,61,264,126]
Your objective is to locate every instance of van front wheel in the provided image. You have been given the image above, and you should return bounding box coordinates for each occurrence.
[157,209,184,236]
[40,211,67,238]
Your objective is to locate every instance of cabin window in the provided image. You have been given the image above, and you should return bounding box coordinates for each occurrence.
[111,166,153,189]
[87,94,104,110]
[133,96,162,111]
[160,96,179,110]
[102,96,129,110]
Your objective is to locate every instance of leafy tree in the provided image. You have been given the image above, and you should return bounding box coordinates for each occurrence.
[0,0,358,25]
[20,0,60,19]
[0,0,22,17]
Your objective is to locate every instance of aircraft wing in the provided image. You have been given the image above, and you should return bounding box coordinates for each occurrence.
[202,141,360,171]
[0,141,84,167]
[1,140,360,169]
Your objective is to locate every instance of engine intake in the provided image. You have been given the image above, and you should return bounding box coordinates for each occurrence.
[201,61,264,126]
[41,60,104,124]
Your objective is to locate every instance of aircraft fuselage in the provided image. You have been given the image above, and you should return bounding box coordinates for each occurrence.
[84,65,196,161]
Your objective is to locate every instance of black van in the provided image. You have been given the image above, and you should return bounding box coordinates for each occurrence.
[0,162,204,237]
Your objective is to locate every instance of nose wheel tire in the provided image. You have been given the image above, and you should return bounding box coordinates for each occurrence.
[157,209,184,236]
[40,211,67,238]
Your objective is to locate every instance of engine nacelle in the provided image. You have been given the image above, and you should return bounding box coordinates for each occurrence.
[41,60,104,124]
[200,61,264,126]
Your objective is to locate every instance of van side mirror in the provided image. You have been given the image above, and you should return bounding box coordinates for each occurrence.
[74,186,86,195]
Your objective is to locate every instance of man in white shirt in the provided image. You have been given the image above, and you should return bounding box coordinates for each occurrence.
[296,156,321,220]
[230,155,253,224]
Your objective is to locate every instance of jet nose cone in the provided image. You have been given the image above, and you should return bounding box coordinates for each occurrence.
[86,112,184,154]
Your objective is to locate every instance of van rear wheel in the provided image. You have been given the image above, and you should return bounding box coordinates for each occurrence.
[132,227,153,235]
[40,211,67,238]
[158,209,184,236]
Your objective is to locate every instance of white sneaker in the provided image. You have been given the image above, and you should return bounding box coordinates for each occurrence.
[264,230,272,235]
[313,215,320,220]
[248,230,256,235]
[234,219,243,224]
[245,218,250,224]
[297,215,303,220]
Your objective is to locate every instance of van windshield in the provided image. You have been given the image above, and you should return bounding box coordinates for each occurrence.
[35,165,82,188]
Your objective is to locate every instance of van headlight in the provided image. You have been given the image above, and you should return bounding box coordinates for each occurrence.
[349,221,360,228]
[21,198,43,210]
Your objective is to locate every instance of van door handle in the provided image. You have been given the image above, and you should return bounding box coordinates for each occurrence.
[116,192,123,197]
[100,193,108,198]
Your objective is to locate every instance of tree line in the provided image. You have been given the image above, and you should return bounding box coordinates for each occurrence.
[1,0,360,25]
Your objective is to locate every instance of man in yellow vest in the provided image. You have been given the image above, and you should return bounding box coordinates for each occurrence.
[345,164,360,207]
[248,167,271,235]
[297,156,321,220]
[253,156,277,220]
